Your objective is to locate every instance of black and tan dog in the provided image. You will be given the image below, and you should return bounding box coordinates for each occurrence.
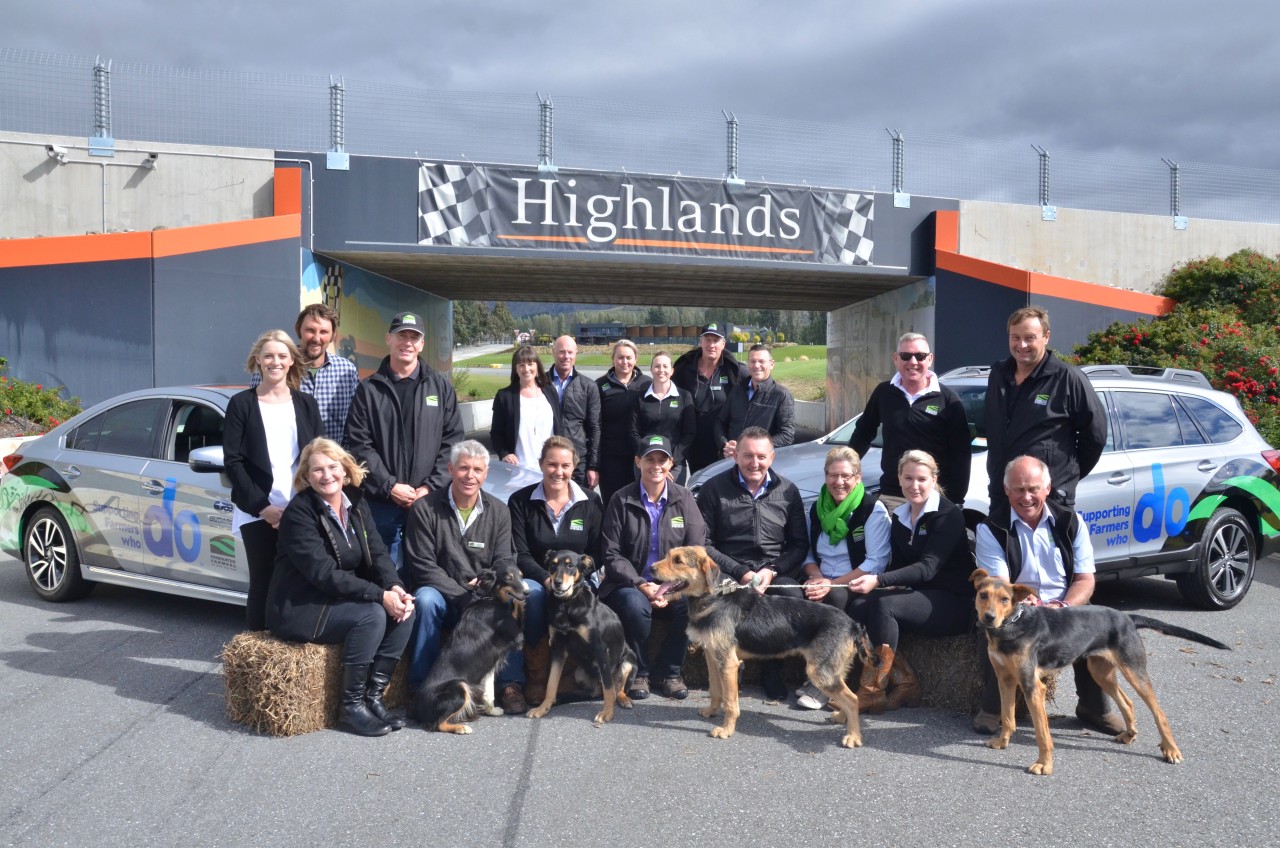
[527,550,637,726]
[651,545,876,748]
[971,569,1230,775]
[412,564,528,734]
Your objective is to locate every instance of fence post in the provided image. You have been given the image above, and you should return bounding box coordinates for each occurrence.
[887,128,908,207]
[326,76,349,170]
[723,111,743,187]
[1162,158,1187,229]
[1033,145,1055,221]
[89,57,114,156]
[538,93,556,173]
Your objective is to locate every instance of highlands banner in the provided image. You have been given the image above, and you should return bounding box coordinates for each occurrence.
[417,163,874,265]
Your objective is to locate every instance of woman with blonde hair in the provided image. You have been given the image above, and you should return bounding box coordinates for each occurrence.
[224,329,322,630]
[267,438,416,737]
[596,339,651,503]
[844,449,975,713]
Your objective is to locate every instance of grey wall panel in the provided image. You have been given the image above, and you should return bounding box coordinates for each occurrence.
[871,194,960,276]
[282,152,420,251]
[0,259,153,405]
[153,239,300,387]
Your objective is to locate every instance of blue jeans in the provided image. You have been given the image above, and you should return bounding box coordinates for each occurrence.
[603,587,689,680]
[405,579,548,690]
[366,497,409,568]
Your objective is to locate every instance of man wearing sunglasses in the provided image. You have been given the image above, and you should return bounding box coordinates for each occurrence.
[848,333,972,510]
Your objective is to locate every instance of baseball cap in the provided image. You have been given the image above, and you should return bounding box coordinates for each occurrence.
[637,434,674,458]
[388,312,424,336]
[699,323,726,339]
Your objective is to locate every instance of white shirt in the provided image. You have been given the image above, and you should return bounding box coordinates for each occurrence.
[890,370,940,405]
[809,499,892,578]
[514,392,555,471]
[232,400,298,534]
[893,489,942,534]
[974,507,1096,602]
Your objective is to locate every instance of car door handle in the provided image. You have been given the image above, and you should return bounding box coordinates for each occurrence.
[1197,460,1219,473]
[1107,472,1131,485]
[142,480,165,495]
[61,465,82,479]
[213,500,234,512]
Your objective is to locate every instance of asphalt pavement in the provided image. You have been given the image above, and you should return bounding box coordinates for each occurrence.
[1,552,1277,847]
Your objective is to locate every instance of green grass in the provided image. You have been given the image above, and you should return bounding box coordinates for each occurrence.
[450,373,510,402]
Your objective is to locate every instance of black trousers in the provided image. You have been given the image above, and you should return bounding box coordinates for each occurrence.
[846,587,973,651]
[307,601,415,667]
[241,519,278,631]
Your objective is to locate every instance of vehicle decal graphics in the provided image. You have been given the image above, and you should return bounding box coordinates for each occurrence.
[208,534,237,570]
[143,478,202,562]
[0,471,68,550]
[1132,465,1191,543]
[1187,475,1280,538]
[87,496,143,551]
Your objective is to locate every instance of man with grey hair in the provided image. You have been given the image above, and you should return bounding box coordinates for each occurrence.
[971,455,1121,736]
[551,335,601,487]
[400,439,547,713]
[849,331,972,510]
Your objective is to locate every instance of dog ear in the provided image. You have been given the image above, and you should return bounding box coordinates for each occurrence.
[475,568,498,593]
[695,547,720,584]
[543,550,558,569]
[970,568,992,588]
[578,554,596,575]
[1011,584,1038,604]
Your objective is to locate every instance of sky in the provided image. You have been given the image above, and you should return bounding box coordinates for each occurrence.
[6,0,1278,171]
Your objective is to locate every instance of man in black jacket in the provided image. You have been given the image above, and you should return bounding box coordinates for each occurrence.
[400,441,546,713]
[344,312,464,563]
[717,344,796,459]
[984,307,1106,513]
[551,335,601,487]
[697,427,808,700]
[673,323,748,472]
[849,332,972,511]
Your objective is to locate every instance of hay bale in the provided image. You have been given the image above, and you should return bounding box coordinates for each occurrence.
[221,632,409,736]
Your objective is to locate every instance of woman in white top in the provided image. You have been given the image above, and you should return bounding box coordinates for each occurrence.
[223,329,322,630]
[491,344,563,471]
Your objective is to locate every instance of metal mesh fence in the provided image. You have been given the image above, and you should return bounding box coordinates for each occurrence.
[3,47,1278,225]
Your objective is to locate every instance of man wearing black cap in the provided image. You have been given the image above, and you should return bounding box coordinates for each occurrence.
[673,323,747,472]
[344,311,464,563]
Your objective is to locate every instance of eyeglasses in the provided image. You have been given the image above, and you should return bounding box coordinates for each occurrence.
[825,472,858,482]
[897,351,930,362]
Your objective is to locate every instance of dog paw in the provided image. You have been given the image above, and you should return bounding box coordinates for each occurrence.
[593,710,613,725]
[710,726,734,740]
[482,706,504,717]
[840,733,863,749]
[617,695,634,710]
[1028,761,1052,776]
[451,725,473,735]
[698,706,719,718]
[1115,729,1137,745]
[527,706,549,719]
[986,737,1010,750]
[1160,743,1183,764]
[829,710,845,724]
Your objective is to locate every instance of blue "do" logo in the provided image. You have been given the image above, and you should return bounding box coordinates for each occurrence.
[1132,464,1190,543]
[143,478,202,562]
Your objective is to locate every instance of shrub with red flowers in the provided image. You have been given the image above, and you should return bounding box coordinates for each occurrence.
[0,357,83,438]
[1071,250,1280,447]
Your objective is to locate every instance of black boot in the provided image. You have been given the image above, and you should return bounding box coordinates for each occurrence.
[366,656,407,731]
[338,663,393,737]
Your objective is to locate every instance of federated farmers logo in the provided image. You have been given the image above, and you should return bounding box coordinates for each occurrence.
[851,527,865,541]
[649,436,665,445]
[669,400,680,408]
[425,395,439,407]
[569,518,584,532]
[209,534,237,571]
[924,405,939,415]
[1034,393,1050,406]
[671,516,685,529]
[706,323,720,333]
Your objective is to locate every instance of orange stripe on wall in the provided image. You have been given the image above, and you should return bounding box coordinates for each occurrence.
[274,168,303,216]
[937,249,1174,316]
[0,231,153,268]
[935,210,960,253]
[152,214,301,258]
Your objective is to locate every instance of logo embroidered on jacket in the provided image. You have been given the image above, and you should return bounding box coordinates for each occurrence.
[925,405,939,415]
[425,394,440,406]
[1034,393,1050,406]
[671,516,685,528]
[569,518,584,531]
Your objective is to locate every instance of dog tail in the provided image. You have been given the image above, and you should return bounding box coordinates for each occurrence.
[849,619,878,668]
[1129,614,1231,650]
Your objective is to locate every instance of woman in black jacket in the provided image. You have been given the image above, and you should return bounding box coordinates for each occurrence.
[845,449,975,714]
[492,345,562,471]
[268,438,416,737]
[596,339,650,504]
[223,329,322,630]
[629,350,695,484]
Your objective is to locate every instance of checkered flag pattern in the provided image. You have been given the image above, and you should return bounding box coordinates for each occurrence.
[418,163,494,246]
[818,192,874,265]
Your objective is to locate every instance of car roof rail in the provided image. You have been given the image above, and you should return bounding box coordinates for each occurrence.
[938,365,991,379]
[1079,364,1212,388]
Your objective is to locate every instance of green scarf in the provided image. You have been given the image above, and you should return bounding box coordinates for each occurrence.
[817,481,864,545]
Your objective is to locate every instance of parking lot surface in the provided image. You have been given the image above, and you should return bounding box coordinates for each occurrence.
[1,552,1277,847]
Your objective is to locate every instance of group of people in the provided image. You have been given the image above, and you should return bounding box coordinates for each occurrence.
[222,302,1119,739]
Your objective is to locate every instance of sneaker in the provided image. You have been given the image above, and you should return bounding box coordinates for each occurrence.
[796,683,828,711]
[658,676,689,700]
[971,710,1000,735]
[1075,704,1126,735]
[500,683,528,715]
[628,675,650,701]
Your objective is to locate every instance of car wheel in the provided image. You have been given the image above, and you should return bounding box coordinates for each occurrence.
[23,506,93,602]
[1176,507,1254,610]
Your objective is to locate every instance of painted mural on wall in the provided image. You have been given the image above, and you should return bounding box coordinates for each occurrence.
[827,279,936,427]
[300,250,451,376]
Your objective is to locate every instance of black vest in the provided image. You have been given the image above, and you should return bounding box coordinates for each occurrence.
[981,499,1079,583]
[809,493,881,568]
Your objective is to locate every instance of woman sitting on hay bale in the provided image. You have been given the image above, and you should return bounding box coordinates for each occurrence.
[267,438,417,737]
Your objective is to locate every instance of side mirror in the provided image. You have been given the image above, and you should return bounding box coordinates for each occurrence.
[189,445,226,474]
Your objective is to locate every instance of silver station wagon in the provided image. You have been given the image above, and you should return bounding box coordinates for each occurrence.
[0,386,541,606]
[690,365,1280,610]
